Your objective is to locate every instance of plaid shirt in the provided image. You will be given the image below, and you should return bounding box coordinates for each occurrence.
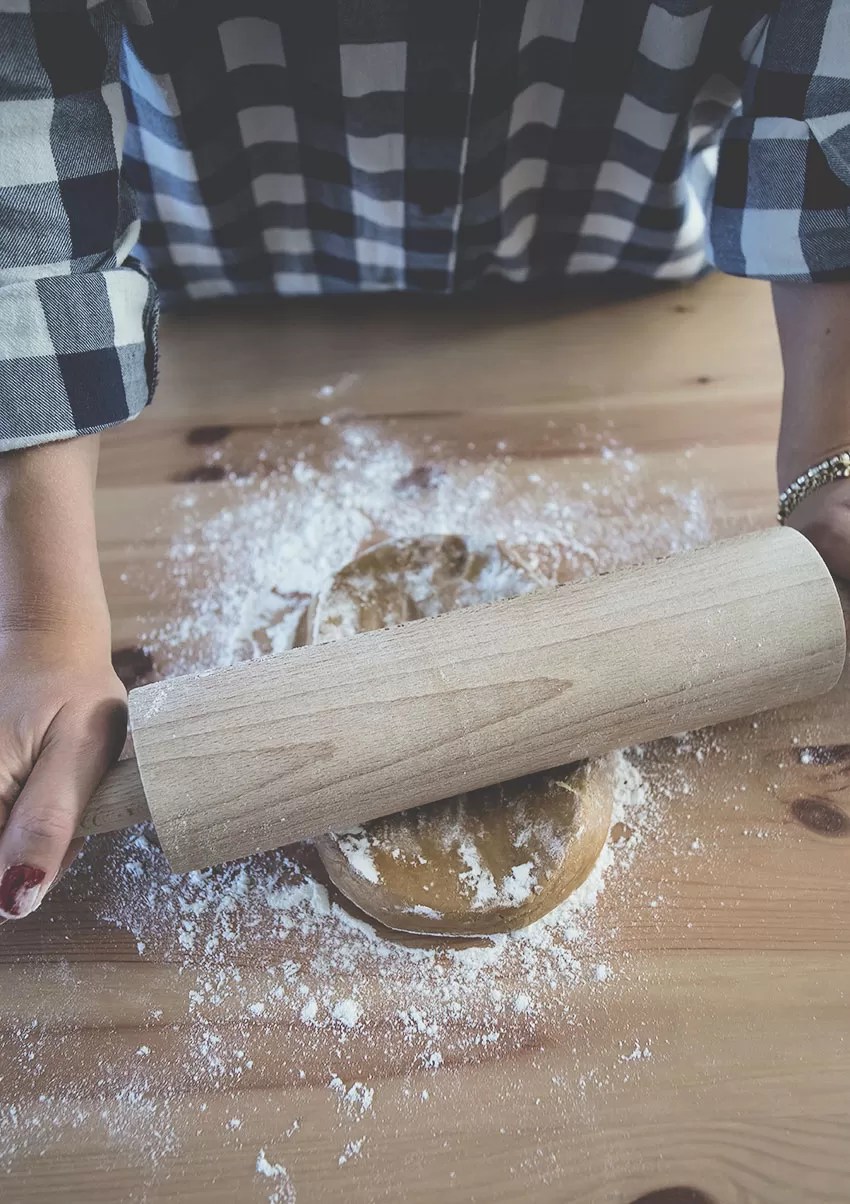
[1,2,849,452]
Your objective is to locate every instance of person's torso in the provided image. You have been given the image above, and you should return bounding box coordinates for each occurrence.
[120,0,772,302]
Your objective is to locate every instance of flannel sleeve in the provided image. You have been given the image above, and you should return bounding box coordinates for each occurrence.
[0,0,158,453]
[710,0,850,282]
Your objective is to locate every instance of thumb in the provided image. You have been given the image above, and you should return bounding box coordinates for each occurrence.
[0,696,126,920]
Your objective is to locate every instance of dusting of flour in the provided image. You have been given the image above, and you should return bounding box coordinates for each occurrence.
[1,422,713,1194]
[149,423,712,675]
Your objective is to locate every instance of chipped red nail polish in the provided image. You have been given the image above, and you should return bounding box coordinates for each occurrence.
[0,865,46,918]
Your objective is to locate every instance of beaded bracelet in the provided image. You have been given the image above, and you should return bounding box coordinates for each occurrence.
[778,451,850,522]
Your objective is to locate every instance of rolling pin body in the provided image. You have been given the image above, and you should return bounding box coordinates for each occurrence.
[86,528,845,870]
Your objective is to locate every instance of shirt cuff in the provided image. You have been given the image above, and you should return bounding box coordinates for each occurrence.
[0,260,159,453]
[710,114,850,283]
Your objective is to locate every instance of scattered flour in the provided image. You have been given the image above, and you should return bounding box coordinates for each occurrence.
[457,837,499,907]
[331,999,362,1029]
[338,1137,365,1166]
[455,844,537,910]
[142,422,712,675]
[501,861,537,905]
[620,1040,653,1063]
[256,1148,296,1204]
[1,421,715,1191]
[332,829,380,885]
[329,1077,374,1119]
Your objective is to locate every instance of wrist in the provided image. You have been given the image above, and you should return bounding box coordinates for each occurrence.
[0,436,110,652]
[773,282,850,491]
[777,429,850,492]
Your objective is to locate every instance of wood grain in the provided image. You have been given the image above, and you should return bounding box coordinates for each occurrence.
[76,757,150,838]
[2,274,850,1203]
[127,526,844,871]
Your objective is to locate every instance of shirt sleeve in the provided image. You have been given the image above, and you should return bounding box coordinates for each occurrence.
[0,0,158,453]
[710,0,850,282]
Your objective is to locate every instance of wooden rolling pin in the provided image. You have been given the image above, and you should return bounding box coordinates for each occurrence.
[78,527,845,871]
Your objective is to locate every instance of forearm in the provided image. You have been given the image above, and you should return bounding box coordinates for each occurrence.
[773,282,850,487]
[0,436,110,653]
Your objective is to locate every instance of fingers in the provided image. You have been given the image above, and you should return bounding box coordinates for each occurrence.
[0,696,126,920]
[47,836,86,895]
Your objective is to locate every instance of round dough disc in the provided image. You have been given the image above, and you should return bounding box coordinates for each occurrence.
[310,536,614,937]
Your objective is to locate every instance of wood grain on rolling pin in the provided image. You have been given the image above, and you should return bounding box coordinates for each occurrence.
[125,527,844,871]
[76,758,150,838]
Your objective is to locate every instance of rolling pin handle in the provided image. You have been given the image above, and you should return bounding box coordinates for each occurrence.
[75,756,152,839]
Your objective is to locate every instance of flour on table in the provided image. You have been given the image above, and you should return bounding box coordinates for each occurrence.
[143,422,712,674]
[338,1137,365,1166]
[329,1077,374,1118]
[331,999,362,1029]
[1,422,714,1191]
[256,1148,296,1204]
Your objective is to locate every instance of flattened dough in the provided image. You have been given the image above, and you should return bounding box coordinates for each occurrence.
[310,536,614,936]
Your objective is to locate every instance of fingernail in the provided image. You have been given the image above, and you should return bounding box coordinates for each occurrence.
[0,865,47,919]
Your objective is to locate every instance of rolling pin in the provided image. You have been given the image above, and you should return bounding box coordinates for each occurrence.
[78,527,846,871]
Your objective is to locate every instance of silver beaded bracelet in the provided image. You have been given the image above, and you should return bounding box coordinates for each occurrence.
[778,451,850,522]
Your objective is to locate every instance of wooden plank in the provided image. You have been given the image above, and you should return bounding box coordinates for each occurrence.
[2,274,849,1203]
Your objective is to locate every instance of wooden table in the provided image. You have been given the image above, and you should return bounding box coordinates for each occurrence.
[2,275,849,1203]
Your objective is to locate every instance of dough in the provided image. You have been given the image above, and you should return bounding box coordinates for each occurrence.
[309,536,614,937]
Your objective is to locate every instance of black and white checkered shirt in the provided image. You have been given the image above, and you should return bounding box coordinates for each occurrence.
[2,1,849,451]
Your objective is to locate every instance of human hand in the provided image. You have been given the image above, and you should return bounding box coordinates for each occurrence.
[0,628,126,920]
[784,478,850,582]
[0,436,124,920]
